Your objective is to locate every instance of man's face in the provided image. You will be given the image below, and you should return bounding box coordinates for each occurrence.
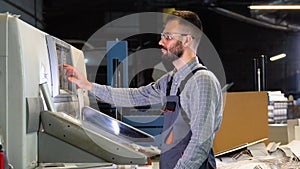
[159,20,185,62]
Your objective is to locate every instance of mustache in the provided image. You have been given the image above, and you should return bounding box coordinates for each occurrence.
[161,46,168,50]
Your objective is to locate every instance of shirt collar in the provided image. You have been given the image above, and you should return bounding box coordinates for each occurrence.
[171,57,204,80]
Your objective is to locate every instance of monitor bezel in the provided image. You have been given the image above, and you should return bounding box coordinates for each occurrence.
[46,35,76,97]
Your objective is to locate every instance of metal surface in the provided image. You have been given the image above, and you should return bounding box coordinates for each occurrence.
[40,82,55,112]
[0,13,149,168]
[36,163,115,169]
[26,97,42,133]
[41,110,148,165]
[38,132,107,163]
[0,13,46,168]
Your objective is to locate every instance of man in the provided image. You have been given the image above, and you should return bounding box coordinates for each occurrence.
[64,10,223,169]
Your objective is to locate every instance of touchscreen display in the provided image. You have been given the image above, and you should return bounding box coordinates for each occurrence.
[46,35,77,97]
[82,106,155,142]
[56,44,74,94]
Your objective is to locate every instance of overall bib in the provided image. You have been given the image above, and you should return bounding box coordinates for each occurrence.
[159,67,216,169]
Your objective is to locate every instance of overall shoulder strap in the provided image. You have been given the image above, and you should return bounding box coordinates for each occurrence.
[178,66,207,124]
[176,67,207,96]
[166,67,207,96]
[166,76,173,96]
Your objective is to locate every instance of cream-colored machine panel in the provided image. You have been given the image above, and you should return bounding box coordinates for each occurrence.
[0,13,38,169]
[0,13,153,169]
[0,14,8,153]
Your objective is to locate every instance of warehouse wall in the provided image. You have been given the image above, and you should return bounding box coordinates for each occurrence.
[2,0,298,95]
[201,10,300,93]
[0,0,43,29]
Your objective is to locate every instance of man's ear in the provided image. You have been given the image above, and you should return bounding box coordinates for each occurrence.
[183,36,192,47]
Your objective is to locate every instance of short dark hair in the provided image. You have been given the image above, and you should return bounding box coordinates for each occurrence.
[168,10,203,32]
[166,10,203,49]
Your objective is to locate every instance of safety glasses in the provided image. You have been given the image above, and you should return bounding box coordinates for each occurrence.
[160,32,192,41]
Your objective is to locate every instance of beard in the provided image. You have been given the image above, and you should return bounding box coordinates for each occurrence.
[161,41,184,62]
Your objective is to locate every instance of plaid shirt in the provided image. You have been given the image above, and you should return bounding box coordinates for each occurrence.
[90,58,223,169]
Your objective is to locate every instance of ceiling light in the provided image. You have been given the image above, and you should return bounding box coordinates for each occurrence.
[249,5,300,10]
[270,53,286,61]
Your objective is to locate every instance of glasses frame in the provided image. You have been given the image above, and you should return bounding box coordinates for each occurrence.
[160,32,193,41]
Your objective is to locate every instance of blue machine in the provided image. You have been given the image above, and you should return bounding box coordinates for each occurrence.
[106,41,163,147]
[106,40,128,88]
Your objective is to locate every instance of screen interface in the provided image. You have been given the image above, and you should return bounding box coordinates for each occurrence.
[56,44,74,94]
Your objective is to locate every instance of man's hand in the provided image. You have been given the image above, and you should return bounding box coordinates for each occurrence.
[63,64,92,90]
